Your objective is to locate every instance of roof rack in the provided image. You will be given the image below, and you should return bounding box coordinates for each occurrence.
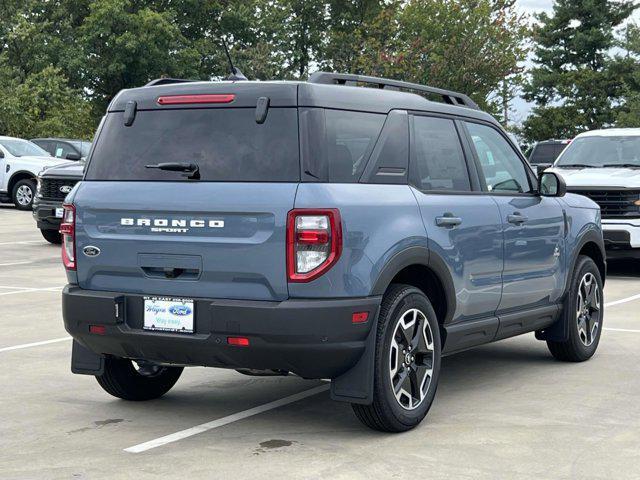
[308,72,479,110]
[145,78,198,87]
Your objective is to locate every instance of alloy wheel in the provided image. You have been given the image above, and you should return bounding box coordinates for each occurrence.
[389,308,435,410]
[16,185,33,206]
[576,272,601,347]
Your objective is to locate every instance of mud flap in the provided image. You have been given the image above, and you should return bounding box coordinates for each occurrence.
[71,340,104,376]
[330,309,379,405]
[536,302,568,342]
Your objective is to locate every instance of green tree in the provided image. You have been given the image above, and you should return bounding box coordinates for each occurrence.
[522,0,637,142]
[0,67,93,138]
[614,23,640,127]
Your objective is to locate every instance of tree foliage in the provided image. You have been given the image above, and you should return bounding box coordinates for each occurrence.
[0,0,528,139]
[522,0,638,142]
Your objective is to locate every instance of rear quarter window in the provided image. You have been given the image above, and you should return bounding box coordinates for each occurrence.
[85,108,300,182]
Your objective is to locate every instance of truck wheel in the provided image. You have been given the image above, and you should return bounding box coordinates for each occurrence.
[352,284,441,432]
[12,179,36,210]
[96,357,183,401]
[40,229,62,244]
[547,256,603,362]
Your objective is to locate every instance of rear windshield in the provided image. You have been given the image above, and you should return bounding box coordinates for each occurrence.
[85,108,300,182]
[529,143,559,164]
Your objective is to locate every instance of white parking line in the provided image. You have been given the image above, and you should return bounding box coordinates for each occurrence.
[0,261,35,267]
[0,240,44,246]
[0,337,70,353]
[0,286,63,296]
[604,327,640,333]
[124,384,330,453]
[605,293,640,308]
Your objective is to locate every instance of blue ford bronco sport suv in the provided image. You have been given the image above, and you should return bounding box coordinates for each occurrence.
[61,73,606,432]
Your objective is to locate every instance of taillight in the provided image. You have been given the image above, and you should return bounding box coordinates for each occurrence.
[287,209,342,282]
[59,203,76,270]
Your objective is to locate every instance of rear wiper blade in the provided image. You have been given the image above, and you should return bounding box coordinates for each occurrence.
[602,163,640,168]
[145,162,200,180]
[556,164,595,169]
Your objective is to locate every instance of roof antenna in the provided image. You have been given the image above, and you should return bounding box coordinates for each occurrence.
[221,37,247,81]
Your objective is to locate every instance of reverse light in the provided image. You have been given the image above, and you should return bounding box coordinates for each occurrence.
[157,94,235,105]
[287,209,342,282]
[59,203,76,270]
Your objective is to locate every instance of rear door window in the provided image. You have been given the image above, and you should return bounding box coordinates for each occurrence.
[410,116,471,192]
[85,108,300,182]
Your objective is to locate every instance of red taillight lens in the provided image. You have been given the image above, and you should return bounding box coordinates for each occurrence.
[157,94,235,105]
[287,209,342,282]
[227,336,250,347]
[60,203,76,270]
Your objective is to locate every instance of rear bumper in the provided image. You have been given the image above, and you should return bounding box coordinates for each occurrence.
[62,285,380,379]
[32,197,63,230]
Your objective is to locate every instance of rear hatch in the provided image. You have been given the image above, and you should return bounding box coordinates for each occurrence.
[73,82,300,301]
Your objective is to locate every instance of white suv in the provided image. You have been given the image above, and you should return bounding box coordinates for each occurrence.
[549,128,640,259]
[0,136,71,210]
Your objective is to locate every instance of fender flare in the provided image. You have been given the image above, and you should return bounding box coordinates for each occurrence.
[7,170,37,193]
[540,228,606,343]
[371,245,456,324]
[565,229,606,294]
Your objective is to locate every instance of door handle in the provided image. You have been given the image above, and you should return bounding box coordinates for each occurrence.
[507,212,528,225]
[436,214,462,228]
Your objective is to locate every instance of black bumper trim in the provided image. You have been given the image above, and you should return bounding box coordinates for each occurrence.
[63,285,381,379]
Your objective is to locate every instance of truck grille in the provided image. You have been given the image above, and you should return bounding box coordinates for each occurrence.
[40,178,79,201]
[569,189,640,218]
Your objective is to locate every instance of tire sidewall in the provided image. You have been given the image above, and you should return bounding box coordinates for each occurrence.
[376,287,441,428]
[565,257,604,359]
[12,179,36,210]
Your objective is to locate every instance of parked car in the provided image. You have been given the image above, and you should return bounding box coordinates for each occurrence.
[33,162,84,244]
[61,73,605,432]
[528,139,571,173]
[0,136,71,210]
[548,128,640,259]
[31,138,91,161]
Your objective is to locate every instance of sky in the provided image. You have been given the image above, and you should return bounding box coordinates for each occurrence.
[512,0,640,123]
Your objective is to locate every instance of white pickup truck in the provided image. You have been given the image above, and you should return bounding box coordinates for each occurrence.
[548,128,640,259]
[0,136,71,210]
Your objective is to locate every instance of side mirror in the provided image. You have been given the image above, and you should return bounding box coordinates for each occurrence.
[66,152,81,161]
[539,171,566,197]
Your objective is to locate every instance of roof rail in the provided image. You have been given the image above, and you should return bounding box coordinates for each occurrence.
[308,72,479,110]
[145,78,198,87]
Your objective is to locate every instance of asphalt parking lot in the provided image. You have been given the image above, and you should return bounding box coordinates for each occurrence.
[1,205,639,480]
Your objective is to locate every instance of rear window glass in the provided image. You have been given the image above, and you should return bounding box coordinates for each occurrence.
[529,143,558,164]
[324,110,385,182]
[85,108,300,182]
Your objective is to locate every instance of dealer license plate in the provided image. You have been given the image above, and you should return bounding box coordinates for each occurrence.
[143,297,194,333]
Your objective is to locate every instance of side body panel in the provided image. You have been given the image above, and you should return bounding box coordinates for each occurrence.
[492,196,566,312]
[411,190,504,323]
[289,183,428,298]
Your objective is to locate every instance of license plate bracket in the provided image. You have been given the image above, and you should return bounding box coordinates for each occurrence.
[143,297,194,334]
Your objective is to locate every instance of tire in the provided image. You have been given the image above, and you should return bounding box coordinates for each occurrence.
[12,179,36,210]
[547,255,604,362]
[96,357,183,401]
[352,284,441,432]
[40,229,62,244]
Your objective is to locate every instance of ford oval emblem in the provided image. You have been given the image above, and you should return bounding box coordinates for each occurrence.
[59,185,73,194]
[169,304,192,316]
[82,246,101,257]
